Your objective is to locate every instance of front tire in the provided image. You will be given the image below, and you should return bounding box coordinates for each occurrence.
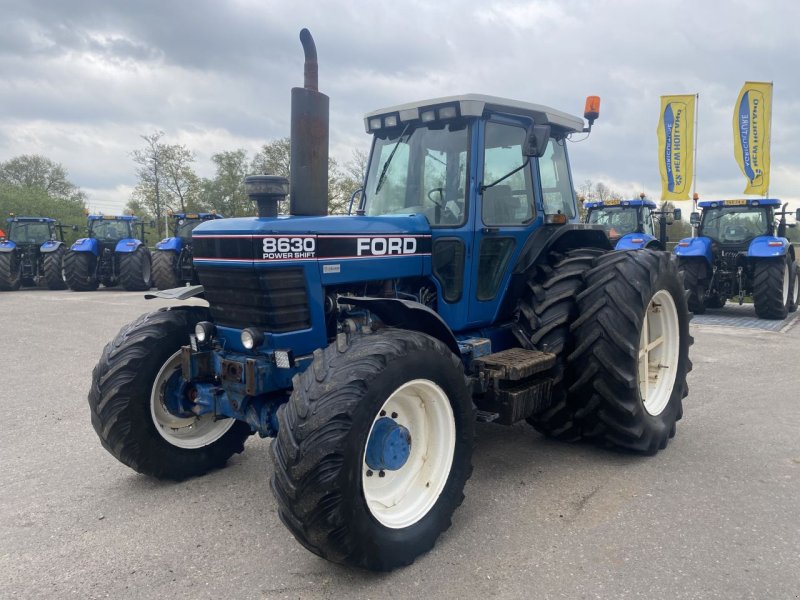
[0,251,21,291]
[119,246,152,291]
[567,251,692,454]
[64,250,99,291]
[753,257,789,320]
[786,260,799,314]
[271,329,474,571]
[43,247,67,290]
[88,307,250,480]
[152,250,181,290]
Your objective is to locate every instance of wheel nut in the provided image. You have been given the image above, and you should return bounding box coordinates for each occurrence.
[380,410,386,417]
[366,470,373,477]
[379,470,385,478]
[391,412,398,419]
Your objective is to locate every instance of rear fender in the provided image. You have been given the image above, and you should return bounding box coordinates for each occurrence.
[70,238,99,255]
[114,238,144,254]
[0,240,16,253]
[155,237,183,251]
[747,236,791,259]
[673,237,713,266]
[615,232,659,251]
[40,240,64,254]
[340,297,461,356]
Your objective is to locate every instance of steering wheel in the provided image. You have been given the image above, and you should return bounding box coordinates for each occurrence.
[427,187,445,207]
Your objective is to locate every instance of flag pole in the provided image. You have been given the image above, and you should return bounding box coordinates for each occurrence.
[765,81,773,198]
[692,93,699,199]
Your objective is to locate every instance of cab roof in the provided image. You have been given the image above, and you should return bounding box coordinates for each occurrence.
[6,216,57,223]
[698,198,781,208]
[364,94,585,134]
[584,199,657,210]
[88,215,139,221]
[172,212,223,220]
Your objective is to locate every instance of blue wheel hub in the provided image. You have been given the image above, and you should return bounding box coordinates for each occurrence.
[365,416,412,471]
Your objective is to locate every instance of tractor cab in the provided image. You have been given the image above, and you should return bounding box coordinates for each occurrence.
[87,215,139,249]
[584,198,681,250]
[691,199,779,247]
[0,216,68,290]
[170,212,222,241]
[6,217,59,247]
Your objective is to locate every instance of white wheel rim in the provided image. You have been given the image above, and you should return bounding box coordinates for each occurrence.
[362,379,456,529]
[782,263,789,306]
[793,269,799,305]
[150,350,235,449]
[638,289,681,416]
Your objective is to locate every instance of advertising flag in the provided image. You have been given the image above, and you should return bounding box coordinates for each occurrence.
[657,95,696,200]
[733,81,772,195]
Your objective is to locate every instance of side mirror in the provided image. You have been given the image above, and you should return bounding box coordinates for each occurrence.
[673,208,682,221]
[690,212,701,227]
[523,124,551,158]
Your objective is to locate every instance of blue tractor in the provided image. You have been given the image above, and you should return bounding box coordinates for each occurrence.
[676,199,799,318]
[0,216,70,290]
[152,212,223,290]
[87,30,693,571]
[63,215,152,291]
[584,196,681,250]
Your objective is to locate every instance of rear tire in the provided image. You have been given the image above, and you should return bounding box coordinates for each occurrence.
[513,249,605,440]
[753,257,789,320]
[567,251,692,454]
[119,246,152,291]
[271,329,474,571]
[43,247,67,290]
[787,261,799,314]
[677,257,708,314]
[705,293,726,309]
[0,251,21,291]
[64,250,99,291]
[152,250,181,290]
[89,306,250,480]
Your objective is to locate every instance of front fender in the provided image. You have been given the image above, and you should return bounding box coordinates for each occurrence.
[0,240,16,253]
[615,233,658,251]
[155,237,183,251]
[748,236,789,258]
[114,238,144,254]
[40,240,64,254]
[70,237,99,255]
[673,237,713,266]
[340,297,461,356]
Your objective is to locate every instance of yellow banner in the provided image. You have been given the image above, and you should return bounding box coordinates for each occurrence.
[657,95,695,200]
[732,81,772,195]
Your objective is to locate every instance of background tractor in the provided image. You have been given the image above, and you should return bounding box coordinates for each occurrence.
[676,199,799,318]
[63,215,152,291]
[0,215,71,290]
[152,212,223,289]
[584,196,681,250]
[88,30,693,571]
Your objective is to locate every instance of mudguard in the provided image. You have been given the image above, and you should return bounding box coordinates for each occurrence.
[155,237,183,251]
[615,232,659,251]
[673,236,713,266]
[70,237,99,255]
[114,238,144,254]
[0,240,16,253]
[39,240,64,253]
[747,236,790,258]
[145,284,204,301]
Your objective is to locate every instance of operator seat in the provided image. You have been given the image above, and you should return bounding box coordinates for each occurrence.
[482,184,518,225]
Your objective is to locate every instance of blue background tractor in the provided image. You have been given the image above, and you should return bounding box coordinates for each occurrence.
[63,215,152,291]
[87,30,693,571]
[675,199,799,318]
[584,197,681,250]
[151,212,223,289]
[0,216,71,290]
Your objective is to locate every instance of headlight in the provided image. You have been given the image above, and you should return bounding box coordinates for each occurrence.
[241,328,264,350]
[195,321,215,343]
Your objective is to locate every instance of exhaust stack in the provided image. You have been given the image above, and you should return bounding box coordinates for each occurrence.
[289,28,329,216]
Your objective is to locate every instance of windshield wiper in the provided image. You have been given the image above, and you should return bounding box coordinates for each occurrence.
[375,123,411,195]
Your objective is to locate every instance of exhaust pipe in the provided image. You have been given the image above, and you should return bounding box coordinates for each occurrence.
[289,28,329,216]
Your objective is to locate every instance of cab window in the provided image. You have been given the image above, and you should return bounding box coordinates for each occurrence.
[538,138,576,218]
[482,122,535,226]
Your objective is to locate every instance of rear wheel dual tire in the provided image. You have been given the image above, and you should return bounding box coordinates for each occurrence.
[753,257,790,320]
[64,250,99,291]
[43,246,67,290]
[152,250,181,290]
[271,329,474,571]
[677,257,708,314]
[0,251,21,291]
[119,246,152,291]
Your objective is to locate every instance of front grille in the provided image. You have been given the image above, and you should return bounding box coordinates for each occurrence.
[198,267,311,332]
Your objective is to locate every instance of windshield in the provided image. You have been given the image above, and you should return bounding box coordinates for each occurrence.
[9,222,52,244]
[700,206,769,243]
[587,206,640,238]
[175,218,206,239]
[364,121,469,226]
[90,220,133,241]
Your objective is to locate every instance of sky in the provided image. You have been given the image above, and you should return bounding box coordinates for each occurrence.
[1,0,798,214]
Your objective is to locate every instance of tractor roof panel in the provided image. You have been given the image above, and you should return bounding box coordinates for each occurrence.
[6,216,57,223]
[698,199,781,208]
[88,215,139,221]
[364,94,585,134]
[172,212,223,220]
[584,199,657,209]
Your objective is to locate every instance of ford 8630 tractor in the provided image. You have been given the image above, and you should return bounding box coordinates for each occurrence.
[64,214,152,291]
[88,30,693,571]
[676,198,799,318]
[0,216,70,290]
[584,196,681,250]
[152,212,224,289]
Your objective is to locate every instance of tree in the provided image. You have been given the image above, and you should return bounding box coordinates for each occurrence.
[251,138,291,178]
[329,148,369,215]
[131,131,169,238]
[199,149,253,217]
[0,155,86,203]
[161,144,201,212]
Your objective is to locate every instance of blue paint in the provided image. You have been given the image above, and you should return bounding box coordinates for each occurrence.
[155,237,183,251]
[113,238,143,253]
[39,240,64,253]
[615,232,657,250]
[584,199,658,209]
[365,417,412,471]
[663,103,676,192]
[0,240,16,253]
[673,237,713,265]
[698,199,780,208]
[748,235,789,258]
[70,237,99,255]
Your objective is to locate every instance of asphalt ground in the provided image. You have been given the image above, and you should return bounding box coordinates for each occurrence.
[1,288,799,600]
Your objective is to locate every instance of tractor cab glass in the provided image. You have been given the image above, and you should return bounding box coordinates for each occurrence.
[538,138,576,219]
[8,221,52,244]
[700,206,770,244]
[91,220,132,241]
[587,206,639,240]
[364,121,469,226]
[175,218,206,239]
